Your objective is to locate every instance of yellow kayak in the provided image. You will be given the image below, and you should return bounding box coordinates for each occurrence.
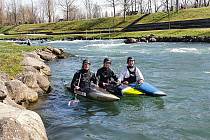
[119,85,145,95]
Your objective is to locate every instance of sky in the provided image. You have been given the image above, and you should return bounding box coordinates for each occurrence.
[22,0,115,17]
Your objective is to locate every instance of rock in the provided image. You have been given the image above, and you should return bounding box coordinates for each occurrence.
[21,57,51,76]
[23,66,40,73]
[37,51,57,61]
[3,96,24,109]
[40,66,51,76]
[23,52,43,62]
[140,37,147,42]
[19,72,44,95]
[0,81,7,101]
[36,73,50,93]
[124,38,137,44]
[0,118,29,140]
[5,80,38,104]
[0,73,9,82]
[149,37,157,42]
[52,48,62,55]
[0,103,48,140]
[57,52,70,59]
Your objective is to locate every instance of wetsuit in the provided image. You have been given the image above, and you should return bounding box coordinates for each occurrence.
[71,69,97,93]
[96,67,118,88]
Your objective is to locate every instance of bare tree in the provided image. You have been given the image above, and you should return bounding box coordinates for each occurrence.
[106,0,119,17]
[122,0,130,21]
[0,0,4,24]
[176,0,179,11]
[10,0,18,24]
[83,0,93,19]
[42,0,55,22]
[59,0,76,21]
[92,3,102,18]
[137,0,144,14]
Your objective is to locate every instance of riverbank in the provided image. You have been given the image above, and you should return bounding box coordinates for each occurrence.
[1,28,210,43]
[0,42,69,139]
[1,7,210,43]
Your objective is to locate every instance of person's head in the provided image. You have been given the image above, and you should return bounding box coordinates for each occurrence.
[127,57,135,67]
[82,59,91,70]
[103,58,111,69]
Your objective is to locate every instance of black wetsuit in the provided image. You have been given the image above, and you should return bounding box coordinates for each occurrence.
[71,69,97,93]
[96,67,118,88]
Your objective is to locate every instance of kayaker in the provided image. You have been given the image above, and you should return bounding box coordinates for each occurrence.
[118,57,144,85]
[71,59,97,93]
[96,58,118,89]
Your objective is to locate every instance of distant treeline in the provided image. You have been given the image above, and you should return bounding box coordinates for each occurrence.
[0,0,209,25]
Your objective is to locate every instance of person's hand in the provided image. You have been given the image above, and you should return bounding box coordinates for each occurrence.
[123,81,129,85]
[137,79,144,84]
[74,86,80,90]
[103,83,108,86]
[116,81,121,85]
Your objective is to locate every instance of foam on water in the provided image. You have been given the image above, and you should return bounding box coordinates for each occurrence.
[170,48,198,53]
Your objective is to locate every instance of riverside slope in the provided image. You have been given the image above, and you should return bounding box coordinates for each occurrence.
[0,45,69,140]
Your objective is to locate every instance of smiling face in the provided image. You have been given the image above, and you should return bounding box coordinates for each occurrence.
[128,60,135,67]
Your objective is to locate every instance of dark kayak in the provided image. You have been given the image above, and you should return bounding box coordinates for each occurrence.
[66,84,120,102]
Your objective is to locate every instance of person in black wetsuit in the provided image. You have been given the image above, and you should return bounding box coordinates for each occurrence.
[96,58,118,89]
[71,59,97,93]
[118,57,144,85]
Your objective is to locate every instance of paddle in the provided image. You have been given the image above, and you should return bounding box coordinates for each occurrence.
[68,73,82,107]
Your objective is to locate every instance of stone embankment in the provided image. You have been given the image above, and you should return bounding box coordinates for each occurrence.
[0,46,69,140]
[124,35,210,44]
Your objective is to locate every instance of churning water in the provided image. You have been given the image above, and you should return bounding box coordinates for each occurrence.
[29,40,210,140]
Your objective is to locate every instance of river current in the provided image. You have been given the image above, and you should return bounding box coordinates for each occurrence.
[29,40,210,140]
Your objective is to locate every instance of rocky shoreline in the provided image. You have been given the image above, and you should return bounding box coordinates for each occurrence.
[124,35,210,44]
[0,46,69,140]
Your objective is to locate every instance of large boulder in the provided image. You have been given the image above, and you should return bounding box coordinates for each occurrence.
[37,51,57,61]
[124,38,138,44]
[21,57,51,76]
[52,48,62,55]
[36,74,50,93]
[0,118,29,140]
[19,72,50,95]
[23,52,44,62]
[0,81,7,101]
[0,103,48,140]
[5,80,38,105]
[19,72,44,95]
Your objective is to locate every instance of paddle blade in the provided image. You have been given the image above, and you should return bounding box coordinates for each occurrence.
[68,99,80,107]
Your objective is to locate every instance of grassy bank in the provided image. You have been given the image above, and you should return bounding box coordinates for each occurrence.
[1,7,210,35]
[0,42,46,77]
[1,28,209,40]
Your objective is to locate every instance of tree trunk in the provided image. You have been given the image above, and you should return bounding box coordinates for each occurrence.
[176,0,179,12]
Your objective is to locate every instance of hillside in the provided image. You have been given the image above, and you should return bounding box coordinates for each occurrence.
[0,7,210,39]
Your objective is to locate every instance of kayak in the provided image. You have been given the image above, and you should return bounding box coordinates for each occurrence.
[66,84,120,102]
[117,84,144,96]
[106,82,166,97]
[129,82,166,96]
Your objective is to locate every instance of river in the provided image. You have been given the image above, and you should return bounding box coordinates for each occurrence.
[29,40,210,140]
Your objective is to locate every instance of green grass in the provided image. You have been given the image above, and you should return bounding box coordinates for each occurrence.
[137,7,210,24]
[0,42,46,77]
[1,28,210,41]
[2,6,210,35]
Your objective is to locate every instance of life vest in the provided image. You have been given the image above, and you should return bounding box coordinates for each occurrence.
[79,70,92,92]
[123,67,136,84]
